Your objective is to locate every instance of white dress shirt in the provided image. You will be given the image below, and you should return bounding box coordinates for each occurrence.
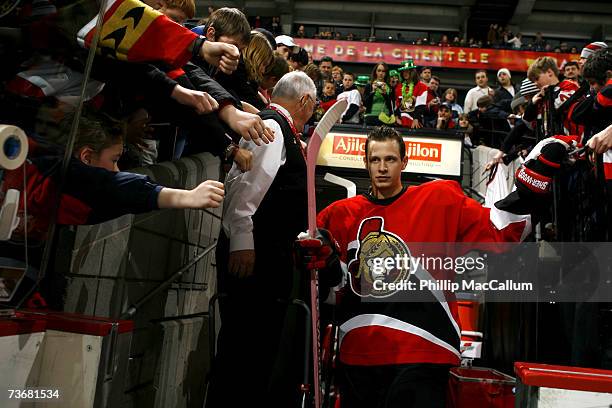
[337,89,361,123]
[463,86,492,113]
[222,103,292,252]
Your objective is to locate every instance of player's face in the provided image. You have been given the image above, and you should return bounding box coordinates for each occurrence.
[364,139,408,198]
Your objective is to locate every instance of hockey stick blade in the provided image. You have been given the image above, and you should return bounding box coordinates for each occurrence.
[324,173,357,198]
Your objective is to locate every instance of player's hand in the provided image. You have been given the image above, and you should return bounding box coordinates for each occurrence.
[171,85,218,114]
[228,250,255,278]
[296,229,339,270]
[296,229,343,286]
[200,41,240,74]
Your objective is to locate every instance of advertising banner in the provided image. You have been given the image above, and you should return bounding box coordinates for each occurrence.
[295,39,579,71]
[316,131,463,177]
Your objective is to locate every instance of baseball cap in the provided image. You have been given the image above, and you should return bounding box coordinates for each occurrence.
[275,35,299,53]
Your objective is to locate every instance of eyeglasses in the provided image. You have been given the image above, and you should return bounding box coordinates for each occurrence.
[303,94,320,109]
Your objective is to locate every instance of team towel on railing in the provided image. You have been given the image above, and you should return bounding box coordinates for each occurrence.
[77,0,197,67]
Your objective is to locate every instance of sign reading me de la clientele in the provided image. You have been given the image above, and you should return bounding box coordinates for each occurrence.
[294,39,579,72]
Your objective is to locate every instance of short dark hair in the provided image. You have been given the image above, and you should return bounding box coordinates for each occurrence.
[583,48,612,86]
[264,52,290,78]
[204,7,250,46]
[475,69,487,77]
[564,61,579,69]
[289,48,309,67]
[430,75,441,84]
[477,95,493,108]
[365,126,406,160]
[320,56,334,65]
[421,66,432,73]
[344,72,355,80]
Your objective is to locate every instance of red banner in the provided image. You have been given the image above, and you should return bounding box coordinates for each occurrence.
[295,39,579,72]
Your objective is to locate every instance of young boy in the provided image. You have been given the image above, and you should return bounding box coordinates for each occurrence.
[319,80,338,113]
[524,56,583,138]
[337,73,363,124]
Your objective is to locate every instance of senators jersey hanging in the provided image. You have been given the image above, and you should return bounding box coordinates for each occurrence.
[554,80,585,138]
[317,180,530,367]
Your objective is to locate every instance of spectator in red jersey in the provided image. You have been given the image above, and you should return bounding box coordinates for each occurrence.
[319,80,338,118]
[428,102,455,130]
[394,59,428,128]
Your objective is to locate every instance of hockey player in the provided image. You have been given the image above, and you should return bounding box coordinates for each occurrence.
[298,126,573,407]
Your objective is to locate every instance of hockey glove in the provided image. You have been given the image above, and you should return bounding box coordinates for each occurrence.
[495,135,577,215]
[295,229,343,288]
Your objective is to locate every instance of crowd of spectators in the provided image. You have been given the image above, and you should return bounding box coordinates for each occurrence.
[205,8,588,53]
[295,39,610,158]
[290,23,586,53]
[1,0,609,241]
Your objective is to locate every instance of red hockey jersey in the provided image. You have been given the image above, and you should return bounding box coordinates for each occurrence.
[317,180,530,367]
[554,80,584,138]
[394,81,428,127]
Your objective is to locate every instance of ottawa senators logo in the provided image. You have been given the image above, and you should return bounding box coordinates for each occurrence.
[348,217,411,298]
